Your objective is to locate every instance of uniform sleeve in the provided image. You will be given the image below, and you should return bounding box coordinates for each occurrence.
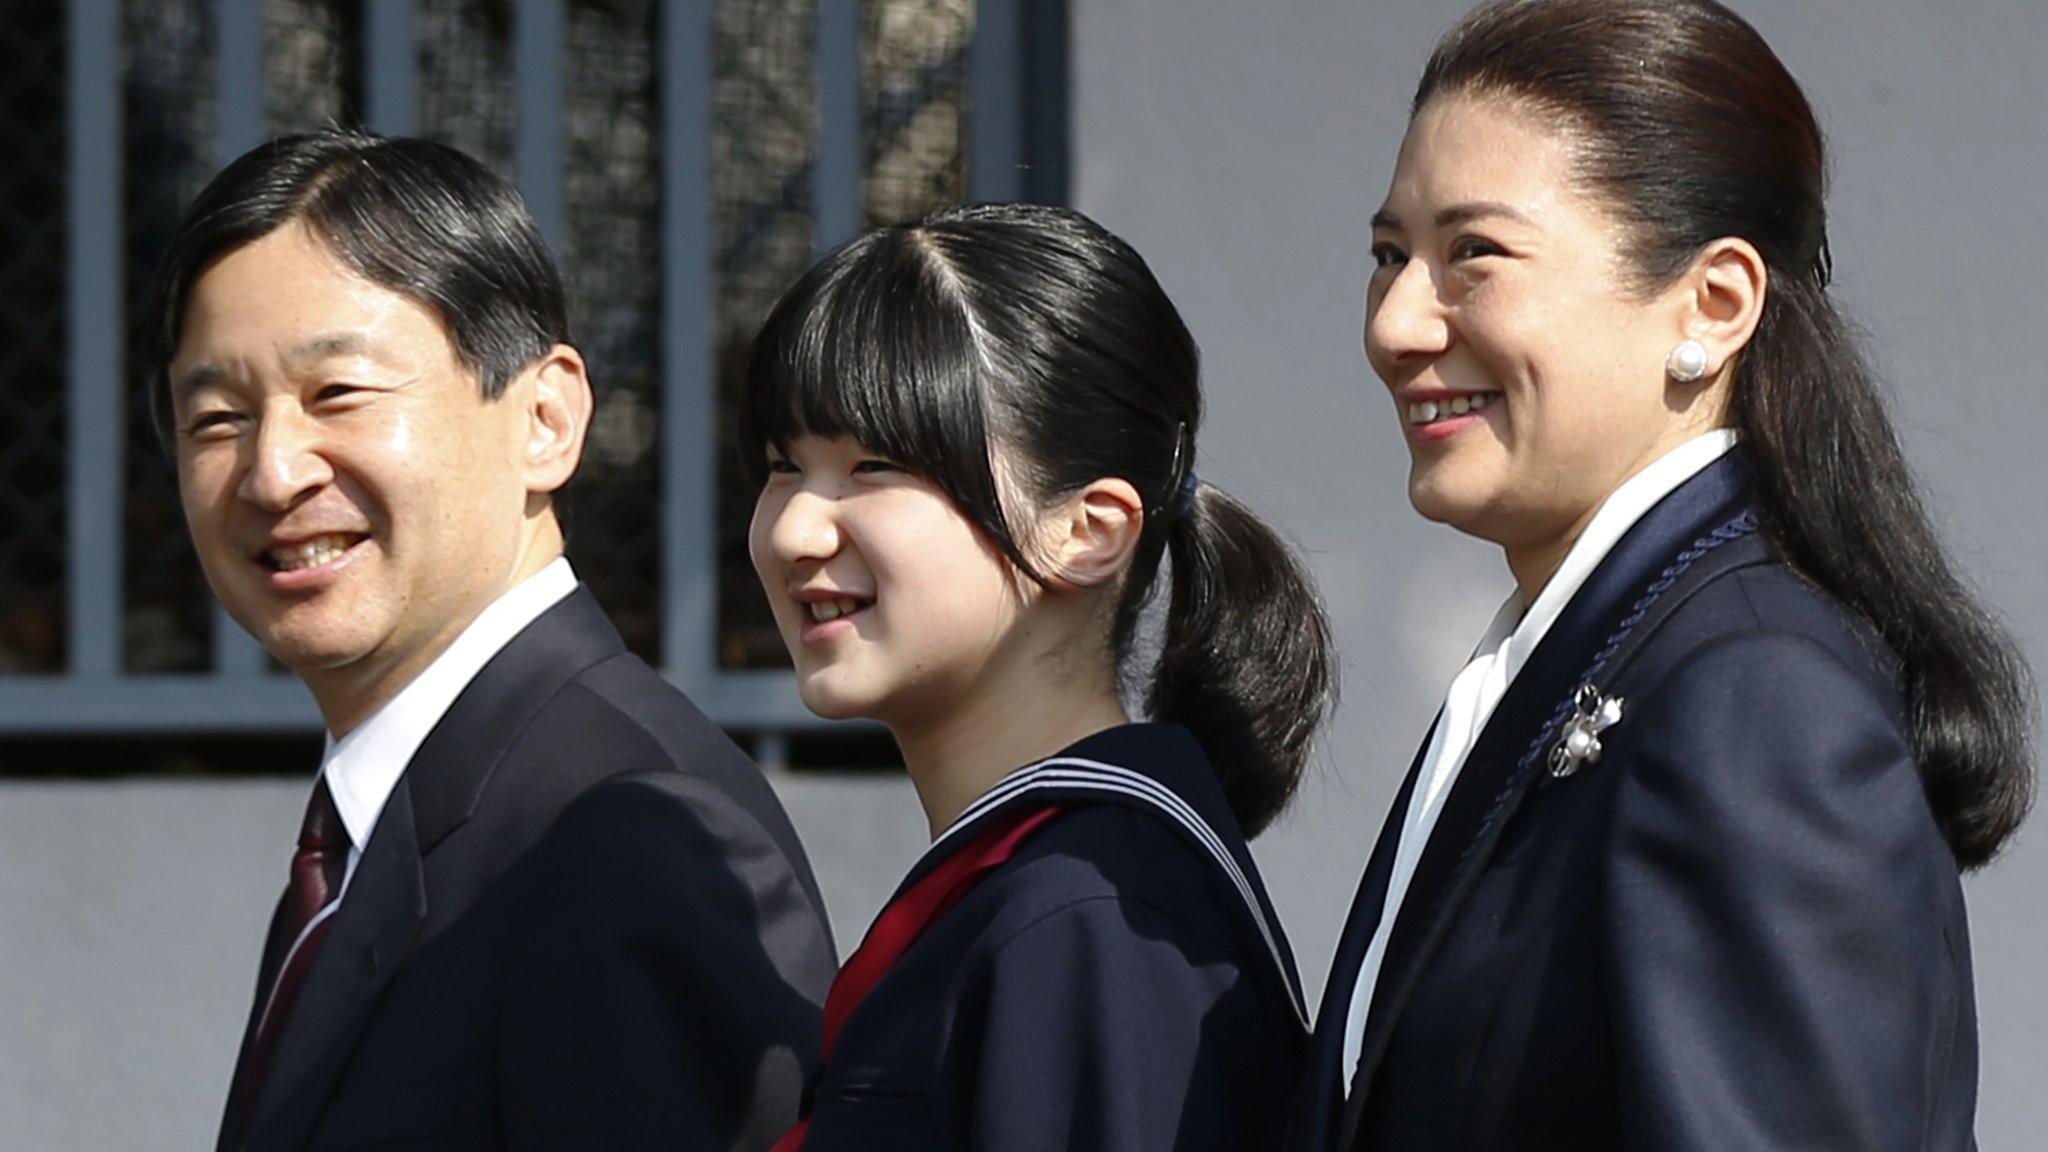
[1602,632,1966,1151]
[498,773,836,1152]
[968,895,1288,1152]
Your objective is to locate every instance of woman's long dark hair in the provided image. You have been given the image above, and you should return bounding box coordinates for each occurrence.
[738,203,1335,837]
[1417,0,2032,866]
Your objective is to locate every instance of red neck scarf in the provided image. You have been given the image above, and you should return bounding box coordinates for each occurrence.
[772,805,1065,1152]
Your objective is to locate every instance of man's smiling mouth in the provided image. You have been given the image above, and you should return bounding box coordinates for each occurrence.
[261,533,367,572]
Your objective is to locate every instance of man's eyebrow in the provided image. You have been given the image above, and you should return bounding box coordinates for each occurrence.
[280,332,382,370]
[172,333,391,400]
[171,361,227,398]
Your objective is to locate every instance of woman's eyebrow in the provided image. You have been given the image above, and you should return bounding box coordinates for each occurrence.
[1374,201,1536,233]
[1436,201,1533,228]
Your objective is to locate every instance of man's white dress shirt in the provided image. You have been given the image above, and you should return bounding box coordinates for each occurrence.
[1339,430,1739,1092]
[318,557,578,899]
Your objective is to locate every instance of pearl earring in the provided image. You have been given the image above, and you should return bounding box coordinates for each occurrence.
[1666,339,1710,383]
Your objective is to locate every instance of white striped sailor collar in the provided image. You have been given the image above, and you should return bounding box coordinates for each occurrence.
[906,721,1310,1028]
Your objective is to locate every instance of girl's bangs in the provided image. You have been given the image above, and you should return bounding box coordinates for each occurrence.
[739,233,1003,530]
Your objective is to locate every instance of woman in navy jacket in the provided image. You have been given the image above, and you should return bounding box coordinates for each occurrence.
[740,203,1335,1151]
[1286,2,2035,1150]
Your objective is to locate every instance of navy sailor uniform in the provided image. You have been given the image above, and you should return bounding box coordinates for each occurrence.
[1285,452,1979,1151]
[802,722,1308,1152]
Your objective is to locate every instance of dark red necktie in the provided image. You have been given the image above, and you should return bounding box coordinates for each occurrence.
[229,776,351,1144]
[772,805,1064,1152]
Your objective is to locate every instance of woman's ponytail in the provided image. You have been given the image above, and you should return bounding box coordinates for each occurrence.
[1146,483,1336,838]
[1735,275,2036,867]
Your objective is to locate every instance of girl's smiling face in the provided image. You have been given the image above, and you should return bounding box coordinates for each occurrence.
[749,433,1042,726]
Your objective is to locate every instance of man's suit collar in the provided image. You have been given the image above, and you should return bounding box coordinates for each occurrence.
[322,558,578,851]
[228,587,624,1151]
[404,586,625,851]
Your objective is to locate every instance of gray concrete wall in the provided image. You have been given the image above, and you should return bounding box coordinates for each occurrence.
[1068,0,2048,1147]
[4,2,2046,1149]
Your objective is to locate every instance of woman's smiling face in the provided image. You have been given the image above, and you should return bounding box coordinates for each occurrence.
[1367,93,1713,583]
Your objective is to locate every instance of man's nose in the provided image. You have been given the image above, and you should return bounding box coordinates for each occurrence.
[1365,259,1452,369]
[237,405,335,512]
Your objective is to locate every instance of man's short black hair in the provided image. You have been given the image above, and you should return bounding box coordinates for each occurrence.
[148,128,573,447]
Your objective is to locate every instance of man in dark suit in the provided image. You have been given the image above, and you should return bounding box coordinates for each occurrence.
[152,129,836,1152]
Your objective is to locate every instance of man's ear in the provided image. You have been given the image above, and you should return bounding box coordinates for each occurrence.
[1038,477,1146,592]
[1674,236,1768,386]
[518,343,593,497]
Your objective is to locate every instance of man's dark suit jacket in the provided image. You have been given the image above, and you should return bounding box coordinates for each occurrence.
[217,587,837,1152]
[1286,453,1979,1151]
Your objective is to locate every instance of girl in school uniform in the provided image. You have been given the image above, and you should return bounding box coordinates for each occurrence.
[740,202,1335,1152]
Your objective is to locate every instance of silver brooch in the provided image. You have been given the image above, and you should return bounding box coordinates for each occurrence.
[1548,684,1625,778]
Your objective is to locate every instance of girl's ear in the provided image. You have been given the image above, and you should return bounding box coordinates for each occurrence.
[1039,477,1146,591]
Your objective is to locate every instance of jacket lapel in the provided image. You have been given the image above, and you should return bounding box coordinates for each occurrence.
[215,894,292,1152]
[240,786,427,1152]
[1337,455,1752,1148]
[404,587,626,852]
[1284,732,1426,1152]
[238,587,625,1150]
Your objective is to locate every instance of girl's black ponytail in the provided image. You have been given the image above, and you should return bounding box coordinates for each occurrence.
[1149,482,1336,837]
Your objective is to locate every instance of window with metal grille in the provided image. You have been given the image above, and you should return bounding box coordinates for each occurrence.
[0,0,1068,769]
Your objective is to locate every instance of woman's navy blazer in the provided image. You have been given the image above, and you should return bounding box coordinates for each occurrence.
[803,723,1309,1152]
[1286,452,1978,1152]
